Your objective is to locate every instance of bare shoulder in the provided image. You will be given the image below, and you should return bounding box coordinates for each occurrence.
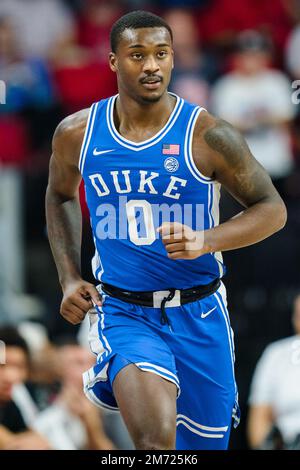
[193,111,252,179]
[193,110,282,208]
[52,108,90,166]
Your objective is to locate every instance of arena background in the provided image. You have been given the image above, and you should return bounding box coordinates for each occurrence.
[0,0,299,450]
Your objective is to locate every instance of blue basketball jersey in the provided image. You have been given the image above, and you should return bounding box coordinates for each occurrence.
[79,93,225,290]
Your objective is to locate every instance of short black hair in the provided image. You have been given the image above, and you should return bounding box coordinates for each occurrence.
[0,326,30,360]
[110,10,173,53]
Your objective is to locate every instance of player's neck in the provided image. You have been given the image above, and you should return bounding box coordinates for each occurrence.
[114,91,176,138]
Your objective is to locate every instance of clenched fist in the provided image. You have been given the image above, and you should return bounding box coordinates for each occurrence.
[157,222,206,260]
[60,279,102,324]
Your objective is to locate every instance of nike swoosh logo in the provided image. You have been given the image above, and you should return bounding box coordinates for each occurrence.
[201,306,217,318]
[93,148,115,156]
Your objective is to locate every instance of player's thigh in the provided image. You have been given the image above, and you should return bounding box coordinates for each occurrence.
[112,362,177,447]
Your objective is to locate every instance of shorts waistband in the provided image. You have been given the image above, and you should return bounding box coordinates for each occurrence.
[101,278,221,308]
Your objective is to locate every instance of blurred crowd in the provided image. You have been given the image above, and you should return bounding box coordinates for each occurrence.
[0,324,133,449]
[0,0,300,449]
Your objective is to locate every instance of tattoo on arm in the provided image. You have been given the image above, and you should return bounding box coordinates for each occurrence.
[201,117,286,250]
[204,118,277,206]
[204,119,248,165]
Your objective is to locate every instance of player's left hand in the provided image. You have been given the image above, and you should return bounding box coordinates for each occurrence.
[157,222,207,260]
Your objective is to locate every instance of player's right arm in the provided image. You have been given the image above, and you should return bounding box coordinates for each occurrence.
[46,110,101,325]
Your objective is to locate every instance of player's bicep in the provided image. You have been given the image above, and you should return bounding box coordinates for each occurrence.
[47,117,83,200]
[204,118,279,208]
[48,151,81,200]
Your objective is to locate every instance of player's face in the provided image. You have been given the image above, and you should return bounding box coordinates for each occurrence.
[109,27,174,103]
[58,345,95,388]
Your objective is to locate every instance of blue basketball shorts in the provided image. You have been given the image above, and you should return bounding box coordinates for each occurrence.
[83,281,240,450]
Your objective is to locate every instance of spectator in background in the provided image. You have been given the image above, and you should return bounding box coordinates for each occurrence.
[0,18,54,115]
[247,294,300,450]
[197,0,293,59]
[211,30,295,185]
[77,0,124,62]
[15,322,59,411]
[32,337,115,450]
[53,50,117,113]
[286,23,300,79]
[0,16,56,312]
[0,14,60,162]
[164,8,215,108]
[0,0,75,60]
[0,327,30,434]
[0,17,31,165]
[0,327,50,449]
[52,1,118,113]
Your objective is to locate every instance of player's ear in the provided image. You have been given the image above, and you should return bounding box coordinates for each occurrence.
[171,49,174,69]
[109,52,117,72]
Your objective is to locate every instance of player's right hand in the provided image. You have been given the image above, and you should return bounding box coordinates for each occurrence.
[60,279,102,325]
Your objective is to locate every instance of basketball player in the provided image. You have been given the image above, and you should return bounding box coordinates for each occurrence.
[45,11,287,450]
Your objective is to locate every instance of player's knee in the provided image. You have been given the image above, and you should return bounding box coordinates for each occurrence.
[134,421,176,450]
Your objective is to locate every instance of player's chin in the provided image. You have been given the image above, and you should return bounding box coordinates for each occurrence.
[139,85,165,103]
[140,92,163,103]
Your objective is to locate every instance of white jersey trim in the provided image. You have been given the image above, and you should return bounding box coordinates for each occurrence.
[176,420,225,438]
[213,287,235,377]
[176,414,228,432]
[106,93,184,151]
[87,309,105,357]
[135,361,180,385]
[184,106,214,184]
[208,183,224,277]
[91,233,104,281]
[78,102,98,174]
[83,359,181,411]
[83,384,119,411]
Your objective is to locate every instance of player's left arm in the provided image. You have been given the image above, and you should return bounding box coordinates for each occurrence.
[158,113,287,259]
[200,114,287,252]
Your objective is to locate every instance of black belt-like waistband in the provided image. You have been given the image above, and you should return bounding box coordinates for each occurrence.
[101,278,221,332]
[101,278,221,308]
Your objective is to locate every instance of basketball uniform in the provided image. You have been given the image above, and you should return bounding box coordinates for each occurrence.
[80,93,240,450]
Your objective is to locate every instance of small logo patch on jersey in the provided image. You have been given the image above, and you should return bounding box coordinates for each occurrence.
[201,306,217,319]
[162,144,180,155]
[93,148,115,156]
[164,157,179,172]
